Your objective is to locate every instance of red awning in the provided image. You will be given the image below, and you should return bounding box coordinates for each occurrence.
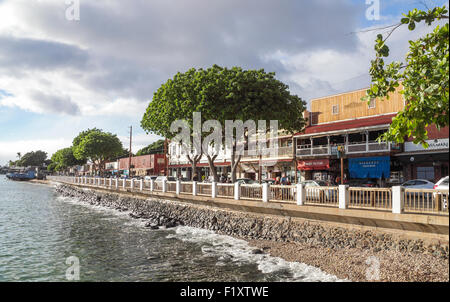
[297,159,330,171]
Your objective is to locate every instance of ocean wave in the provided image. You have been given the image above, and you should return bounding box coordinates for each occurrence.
[167,226,348,282]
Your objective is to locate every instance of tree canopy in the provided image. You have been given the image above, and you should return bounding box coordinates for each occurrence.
[15,150,47,167]
[72,128,124,174]
[141,65,306,180]
[364,5,449,146]
[50,147,86,172]
[136,139,165,156]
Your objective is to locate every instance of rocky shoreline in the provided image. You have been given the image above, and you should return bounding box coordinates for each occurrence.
[55,184,449,282]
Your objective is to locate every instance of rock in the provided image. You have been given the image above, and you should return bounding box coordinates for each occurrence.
[251,249,264,254]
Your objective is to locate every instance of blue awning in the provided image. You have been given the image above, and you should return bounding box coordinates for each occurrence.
[348,156,390,179]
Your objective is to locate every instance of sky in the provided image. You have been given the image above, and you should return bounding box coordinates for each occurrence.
[0,0,448,165]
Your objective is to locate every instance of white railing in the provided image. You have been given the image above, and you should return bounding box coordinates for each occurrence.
[270,185,296,203]
[404,189,448,214]
[296,141,390,156]
[348,187,392,211]
[240,184,263,200]
[304,186,339,206]
[217,183,234,198]
[47,176,449,216]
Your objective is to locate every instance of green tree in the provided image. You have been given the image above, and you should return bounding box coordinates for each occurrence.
[136,139,165,156]
[17,150,47,167]
[51,147,86,172]
[364,5,449,146]
[47,162,57,173]
[72,129,124,175]
[141,65,306,181]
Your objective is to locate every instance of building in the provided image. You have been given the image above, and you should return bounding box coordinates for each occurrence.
[167,86,448,184]
[293,87,405,185]
[394,125,449,183]
[104,161,119,175]
[168,143,231,180]
[237,131,296,181]
[118,154,166,177]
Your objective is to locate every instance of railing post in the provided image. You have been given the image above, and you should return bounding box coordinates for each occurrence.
[162,179,167,193]
[262,183,269,202]
[339,185,349,209]
[192,181,197,196]
[392,186,404,214]
[296,183,305,205]
[122,179,126,190]
[109,178,112,187]
[211,182,217,198]
[150,179,154,191]
[115,178,118,190]
[139,179,143,191]
[234,182,240,200]
[130,179,134,190]
[176,180,181,195]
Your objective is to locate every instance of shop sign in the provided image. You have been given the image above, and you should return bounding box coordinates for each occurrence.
[297,159,330,170]
[404,139,449,152]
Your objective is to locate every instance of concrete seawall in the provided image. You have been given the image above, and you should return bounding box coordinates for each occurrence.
[56,184,449,259]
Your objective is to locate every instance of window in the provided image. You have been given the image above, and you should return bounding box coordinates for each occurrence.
[417,166,434,181]
[368,98,376,109]
[332,105,339,115]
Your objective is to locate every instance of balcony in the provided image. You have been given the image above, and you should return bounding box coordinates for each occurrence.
[241,146,294,160]
[296,141,392,157]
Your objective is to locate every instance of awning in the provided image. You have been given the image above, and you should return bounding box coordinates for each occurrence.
[297,159,330,171]
[348,156,390,179]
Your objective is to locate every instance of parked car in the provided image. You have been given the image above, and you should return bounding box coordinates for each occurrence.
[302,180,329,187]
[402,179,435,206]
[236,178,257,185]
[433,176,449,210]
[401,179,435,189]
[155,176,176,182]
[346,179,379,188]
[144,175,158,181]
[434,176,449,190]
[262,178,276,185]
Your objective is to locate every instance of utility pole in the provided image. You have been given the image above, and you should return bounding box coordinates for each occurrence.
[128,126,132,178]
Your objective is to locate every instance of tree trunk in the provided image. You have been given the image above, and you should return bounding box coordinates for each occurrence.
[206,154,219,182]
[187,154,202,181]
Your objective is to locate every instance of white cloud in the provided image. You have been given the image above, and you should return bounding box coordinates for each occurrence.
[0,138,72,165]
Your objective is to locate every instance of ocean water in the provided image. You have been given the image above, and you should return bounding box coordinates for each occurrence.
[0,175,343,282]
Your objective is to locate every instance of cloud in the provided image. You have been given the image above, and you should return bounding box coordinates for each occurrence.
[0,0,447,163]
[0,138,72,165]
[0,0,363,118]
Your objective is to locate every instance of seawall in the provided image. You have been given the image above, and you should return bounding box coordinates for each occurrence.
[55,184,449,259]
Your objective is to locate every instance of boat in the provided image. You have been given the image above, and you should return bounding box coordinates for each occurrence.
[5,170,36,181]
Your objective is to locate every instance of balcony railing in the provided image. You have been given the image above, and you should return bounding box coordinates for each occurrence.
[296,141,391,157]
[241,146,294,160]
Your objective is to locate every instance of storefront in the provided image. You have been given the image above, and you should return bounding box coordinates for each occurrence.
[395,138,449,183]
[297,159,335,182]
[348,156,390,179]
